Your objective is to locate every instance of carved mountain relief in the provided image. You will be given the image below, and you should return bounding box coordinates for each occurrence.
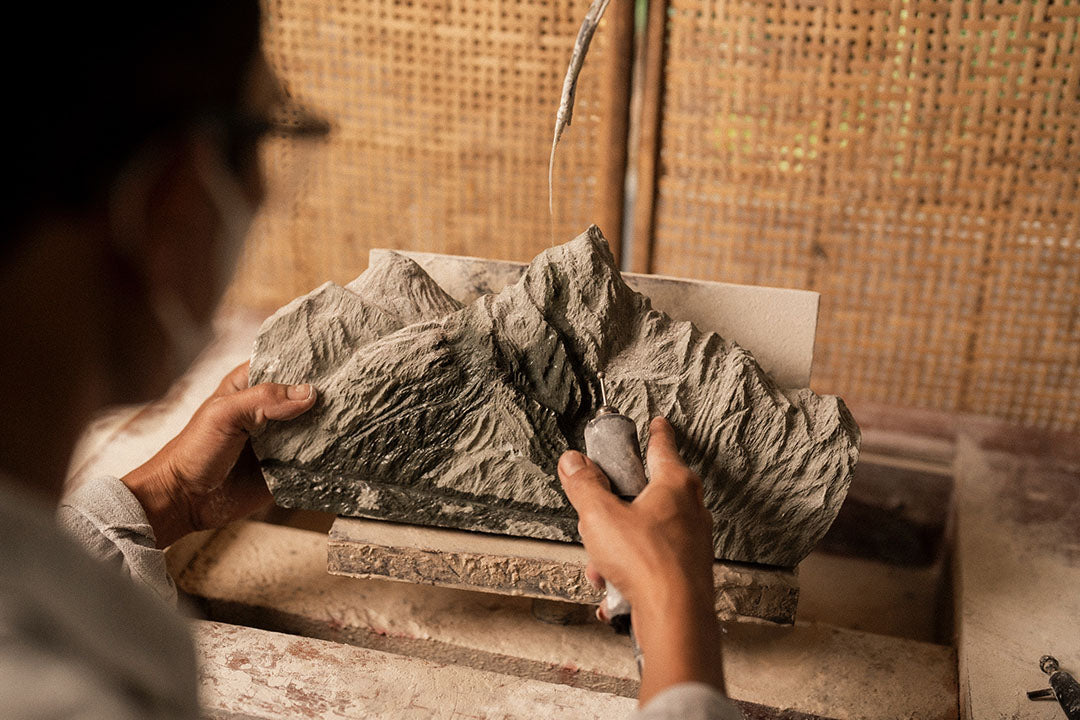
[250,227,860,567]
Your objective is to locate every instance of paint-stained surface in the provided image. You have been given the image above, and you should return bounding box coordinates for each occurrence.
[195,620,637,719]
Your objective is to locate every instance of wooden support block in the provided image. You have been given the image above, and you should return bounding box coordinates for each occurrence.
[327,516,800,625]
[194,620,635,719]
[952,434,1080,719]
[177,522,957,719]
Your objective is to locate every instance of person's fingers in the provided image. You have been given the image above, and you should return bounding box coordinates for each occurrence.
[644,417,706,510]
[206,382,317,437]
[646,417,681,463]
[213,362,252,397]
[557,451,620,520]
[646,417,693,483]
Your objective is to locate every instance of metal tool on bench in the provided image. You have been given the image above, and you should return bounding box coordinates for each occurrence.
[1027,655,1080,719]
[583,372,647,671]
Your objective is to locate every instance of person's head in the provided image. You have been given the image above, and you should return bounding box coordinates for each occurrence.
[0,2,336,489]
[2,1,275,402]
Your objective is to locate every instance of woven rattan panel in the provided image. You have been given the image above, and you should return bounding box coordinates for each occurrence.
[228,0,626,310]
[646,0,1080,430]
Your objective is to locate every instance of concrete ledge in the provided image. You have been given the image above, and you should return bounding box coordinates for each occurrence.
[953,435,1080,719]
[195,620,635,719]
[178,521,957,719]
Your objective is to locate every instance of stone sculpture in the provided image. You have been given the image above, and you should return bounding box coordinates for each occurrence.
[250,227,860,567]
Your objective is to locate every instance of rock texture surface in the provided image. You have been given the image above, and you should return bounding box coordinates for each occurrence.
[326,517,801,624]
[250,227,860,566]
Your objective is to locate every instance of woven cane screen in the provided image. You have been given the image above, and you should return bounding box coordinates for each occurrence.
[229,0,621,310]
[647,0,1080,431]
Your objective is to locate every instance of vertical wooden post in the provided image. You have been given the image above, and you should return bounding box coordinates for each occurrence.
[594,0,636,262]
[628,0,668,274]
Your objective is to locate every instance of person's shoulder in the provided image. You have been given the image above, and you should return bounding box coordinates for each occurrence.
[0,477,198,718]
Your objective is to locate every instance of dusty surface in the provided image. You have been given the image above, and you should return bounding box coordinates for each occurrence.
[818,457,953,566]
[722,622,956,720]
[797,552,943,643]
[953,435,1080,719]
[178,521,957,719]
[180,522,641,697]
[195,620,635,719]
[251,227,860,566]
[327,516,799,624]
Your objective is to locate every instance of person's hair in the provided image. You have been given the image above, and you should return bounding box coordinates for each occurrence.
[2,1,261,246]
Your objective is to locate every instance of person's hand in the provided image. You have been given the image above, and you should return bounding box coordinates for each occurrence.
[121,362,317,548]
[558,417,725,705]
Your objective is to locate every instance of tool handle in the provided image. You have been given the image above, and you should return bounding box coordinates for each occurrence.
[584,413,647,497]
[1050,671,1080,720]
[584,409,647,637]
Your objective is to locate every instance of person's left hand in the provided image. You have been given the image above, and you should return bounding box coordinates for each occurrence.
[121,362,317,547]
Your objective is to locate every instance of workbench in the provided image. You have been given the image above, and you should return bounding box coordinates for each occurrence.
[67,309,1080,719]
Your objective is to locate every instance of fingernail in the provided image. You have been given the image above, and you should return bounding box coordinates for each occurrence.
[287,384,314,400]
[559,450,587,475]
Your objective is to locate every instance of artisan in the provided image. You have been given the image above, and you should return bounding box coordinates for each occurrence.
[0,3,738,718]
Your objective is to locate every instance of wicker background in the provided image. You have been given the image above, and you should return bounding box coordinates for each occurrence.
[230,0,1080,432]
[634,0,1080,431]
[229,0,631,310]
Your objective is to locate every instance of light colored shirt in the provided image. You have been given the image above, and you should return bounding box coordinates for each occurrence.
[2,474,740,718]
[0,476,197,719]
[631,683,744,720]
[57,474,178,605]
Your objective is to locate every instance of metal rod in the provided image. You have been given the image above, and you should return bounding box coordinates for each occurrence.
[596,371,613,405]
[598,371,609,407]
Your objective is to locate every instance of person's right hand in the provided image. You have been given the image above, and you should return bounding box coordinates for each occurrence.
[557,417,725,705]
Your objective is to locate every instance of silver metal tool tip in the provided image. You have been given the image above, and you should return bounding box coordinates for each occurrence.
[597,372,608,406]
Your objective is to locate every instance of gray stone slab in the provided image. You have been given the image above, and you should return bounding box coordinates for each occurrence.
[250,227,860,566]
[326,516,800,625]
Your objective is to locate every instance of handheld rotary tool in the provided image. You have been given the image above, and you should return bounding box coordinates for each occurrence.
[583,372,647,642]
